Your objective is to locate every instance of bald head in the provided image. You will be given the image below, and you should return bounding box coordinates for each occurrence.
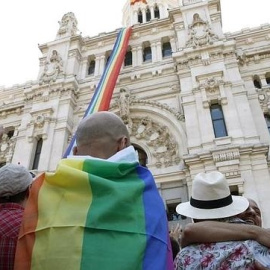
[73,112,130,159]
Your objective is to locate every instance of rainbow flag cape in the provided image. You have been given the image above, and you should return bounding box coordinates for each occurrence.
[130,0,147,5]
[63,27,132,158]
[14,157,173,270]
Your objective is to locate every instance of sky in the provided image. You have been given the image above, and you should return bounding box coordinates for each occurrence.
[0,0,269,87]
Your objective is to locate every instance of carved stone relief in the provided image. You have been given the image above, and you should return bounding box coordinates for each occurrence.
[186,13,219,48]
[57,12,78,38]
[235,48,247,66]
[0,134,15,164]
[27,108,55,142]
[131,117,180,168]
[39,50,64,85]
[199,77,223,93]
[112,89,183,168]
[256,87,270,113]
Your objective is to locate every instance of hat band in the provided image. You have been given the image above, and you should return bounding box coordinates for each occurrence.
[190,194,233,209]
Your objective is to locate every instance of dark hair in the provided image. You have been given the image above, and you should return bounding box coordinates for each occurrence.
[170,236,180,260]
[0,188,29,204]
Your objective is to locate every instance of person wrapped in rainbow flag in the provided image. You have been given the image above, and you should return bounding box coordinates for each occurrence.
[14,112,173,270]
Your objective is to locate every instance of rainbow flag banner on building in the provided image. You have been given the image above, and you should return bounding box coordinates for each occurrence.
[14,157,173,270]
[63,26,132,158]
[130,0,147,5]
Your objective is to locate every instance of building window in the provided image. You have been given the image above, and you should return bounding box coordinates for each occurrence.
[154,5,160,19]
[265,115,270,134]
[138,10,143,23]
[167,202,183,221]
[146,8,151,22]
[133,145,148,167]
[124,50,132,66]
[106,54,111,67]
[88,60,95,75]
[143,46,152,62]
[32,138,43,170]
[210,104,228,138]
[162,42,172,58]
[266,72,270,85]
[253,75,262,89]
[230,185,239,196]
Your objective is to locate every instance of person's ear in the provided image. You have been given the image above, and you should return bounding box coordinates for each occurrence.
[117,137,128,151]
[73,146,78,156]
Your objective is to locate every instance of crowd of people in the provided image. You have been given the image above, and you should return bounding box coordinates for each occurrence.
[0,112,269,269]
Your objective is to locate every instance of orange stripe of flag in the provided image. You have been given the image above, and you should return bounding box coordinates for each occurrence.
[130,0,147,5]
[14,173,45,270]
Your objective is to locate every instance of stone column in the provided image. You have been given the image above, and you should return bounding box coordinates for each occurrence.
[80,58,89,80]
[260,75,267,87]
[132,47,137,67]
[156,41,162,61]
[94,55,101,77]
[137,46,143,66]
[99,55,106,76]
[151,42,157,62]
[170,37,176,53]
[133,10,138,24]
[150,6,155,20]
[142,8,146,23]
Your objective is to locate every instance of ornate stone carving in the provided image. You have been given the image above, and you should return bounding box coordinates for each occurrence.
[256,87,270,113]
[186,13,219,48]
[27,108,55,142]
[57,12,78,38]
[0,134,15,164]
[212,149,240,162]
[118,88,131,125]
[130,117,180,168]
[39,50,64,85]
[235,48,247,66]
[112,91,185,122]
[199,77,223,93]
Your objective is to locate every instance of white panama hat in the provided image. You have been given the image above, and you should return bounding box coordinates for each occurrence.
[0,164,33,197]
[176,171,249,220]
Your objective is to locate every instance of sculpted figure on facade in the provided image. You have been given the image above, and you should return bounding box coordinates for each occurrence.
[57,12,78,38]
[186,13,218,48]
[118,88,131,125]
[131,116,180,168]
[0,133,15,164]
[135,117,154,139]
[39,50,64,85]
[235,48,247,66]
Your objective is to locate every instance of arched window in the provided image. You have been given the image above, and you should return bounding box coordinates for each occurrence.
[32,138,43,170]
[146,7,151,22]
[264,115,270,134]
[133,145,148,167]
[266,72,270,85]
[162,42,172,58]
[106,53,111,67]
[124,50,132,66]
[253,75,262,89]
[143,45,152,62]
[138,9,143,23]
[88,60,95,75]
[154,5,160,19]
[210,104,228,138]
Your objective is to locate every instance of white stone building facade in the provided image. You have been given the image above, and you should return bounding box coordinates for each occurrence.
[0,0,270,227]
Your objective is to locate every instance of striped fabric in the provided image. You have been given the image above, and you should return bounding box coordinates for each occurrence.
[14,156,173,270]
[63,27,132,158]
[130,0,147,5]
